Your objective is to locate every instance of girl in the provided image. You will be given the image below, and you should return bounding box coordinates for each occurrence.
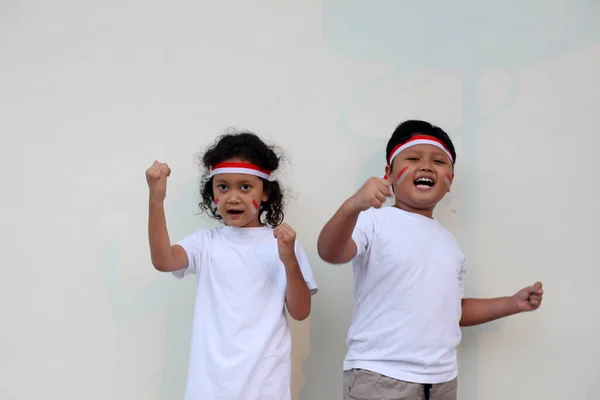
[146,130,318,400]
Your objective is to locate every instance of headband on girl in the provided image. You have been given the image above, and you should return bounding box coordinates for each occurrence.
[209,162,271,180]
[387,135,454,166]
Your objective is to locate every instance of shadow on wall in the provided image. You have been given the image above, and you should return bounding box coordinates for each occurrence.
[300,1,600,399]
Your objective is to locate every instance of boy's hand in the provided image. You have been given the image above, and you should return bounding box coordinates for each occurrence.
[511,281,544,312]
[349,177,393,212]
[274,223,297,265]
[146,160,171,203]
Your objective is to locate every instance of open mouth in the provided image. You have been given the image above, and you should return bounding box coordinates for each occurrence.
[414,177,435,189]
[227,209,244,215]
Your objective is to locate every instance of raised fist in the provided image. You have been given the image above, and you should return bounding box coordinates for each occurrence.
[349,177,392,212]
[274,222,297,264]
[145,160,171,203]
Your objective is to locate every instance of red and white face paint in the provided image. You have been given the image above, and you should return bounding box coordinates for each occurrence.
[251,199,260,214]
[443,173,452,188]
[395,166,409,185]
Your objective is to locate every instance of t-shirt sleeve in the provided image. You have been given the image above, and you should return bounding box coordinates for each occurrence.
[294,241,318,295]
[172,229,209,279]
[351,210,375,259]
[458,256,466,298]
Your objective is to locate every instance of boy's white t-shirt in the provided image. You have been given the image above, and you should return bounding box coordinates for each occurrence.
[345,206,466,384]
[174,225,318,400]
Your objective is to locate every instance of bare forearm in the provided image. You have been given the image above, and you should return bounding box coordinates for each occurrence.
[148,200,175,271]
[460,297,519,327]
[317,199,360,263]
[283,256,311,321]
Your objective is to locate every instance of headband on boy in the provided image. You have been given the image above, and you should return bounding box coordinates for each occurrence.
[387,135,454,166]
[382,135,454,180]
[209,162,271,180]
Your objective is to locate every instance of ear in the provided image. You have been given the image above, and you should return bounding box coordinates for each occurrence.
[261,187,270,203]
[385,165,392,180]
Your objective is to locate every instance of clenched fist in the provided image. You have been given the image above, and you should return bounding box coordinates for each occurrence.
[274,223,297,264]
[146,160,171,203]
[349,177,393,212]
[511,281,544,312]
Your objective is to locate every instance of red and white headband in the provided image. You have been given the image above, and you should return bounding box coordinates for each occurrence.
[388,135,454,166]
[209,162,271,180]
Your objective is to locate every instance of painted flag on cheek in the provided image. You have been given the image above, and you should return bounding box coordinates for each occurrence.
[396,166,409,185]
[444,173,452,188]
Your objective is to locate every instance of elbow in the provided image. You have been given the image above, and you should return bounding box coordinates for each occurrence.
[317,246,345,265]
[317,246,332,263]
[290,309,311,321]
[153,263,167,272]
[316,241,339,264]
[152,259,172,272]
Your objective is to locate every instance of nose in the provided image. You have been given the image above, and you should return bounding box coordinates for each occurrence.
[227,192,242,204]
[419,162,433,172]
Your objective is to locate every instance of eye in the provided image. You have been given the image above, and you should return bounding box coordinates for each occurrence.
[434,159,445,164]
[241,184,250,191]
[406,157,418,161]
[217,184,227,191]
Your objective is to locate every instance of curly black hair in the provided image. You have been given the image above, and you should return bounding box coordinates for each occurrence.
[197,129,285,227]
[385,120,457,173]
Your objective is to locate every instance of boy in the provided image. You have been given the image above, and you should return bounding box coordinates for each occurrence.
[317,120,544,400]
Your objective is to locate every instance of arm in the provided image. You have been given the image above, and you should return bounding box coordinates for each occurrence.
[146,160,189,272]
[274,224,314,321]
[316,199,360,264]
[282,255,312,321]
[460,282,544,327]
[317,177,392,264]
[148,199,189,272]
[459,297,517,326]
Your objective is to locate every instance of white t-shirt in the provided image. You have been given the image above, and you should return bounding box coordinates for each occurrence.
[344,206,466,384]
[174,225,318,400]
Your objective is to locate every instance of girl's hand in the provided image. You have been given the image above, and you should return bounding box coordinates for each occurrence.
[274,223,297,264]
[146,160,171,203]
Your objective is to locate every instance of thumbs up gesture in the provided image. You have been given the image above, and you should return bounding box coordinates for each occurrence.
[145,160,171,203]
[348,176,393,212]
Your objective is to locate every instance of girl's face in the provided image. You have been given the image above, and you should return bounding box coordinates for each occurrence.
[212,165,269,228]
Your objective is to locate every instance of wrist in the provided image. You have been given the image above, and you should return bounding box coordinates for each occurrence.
[341,197,362,216]
[149,196,165,207]
[281,254,299,270]
[507,295,521,315]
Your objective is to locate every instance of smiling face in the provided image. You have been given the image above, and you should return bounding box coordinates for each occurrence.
[385,143,454,218]
[212,165,269,228]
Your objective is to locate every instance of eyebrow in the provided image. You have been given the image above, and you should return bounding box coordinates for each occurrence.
[214,178,255,185]
[403,149,449,161]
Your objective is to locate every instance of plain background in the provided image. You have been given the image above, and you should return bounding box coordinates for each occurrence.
[1,1,599,399]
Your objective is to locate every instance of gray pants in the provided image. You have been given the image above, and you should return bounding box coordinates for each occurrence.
[343,368,458,400]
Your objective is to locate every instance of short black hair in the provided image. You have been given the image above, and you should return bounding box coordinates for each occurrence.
[385,120,456,170]
[198,129,285,227]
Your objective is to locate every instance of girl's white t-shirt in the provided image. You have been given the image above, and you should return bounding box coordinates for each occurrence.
[174,225,318,400]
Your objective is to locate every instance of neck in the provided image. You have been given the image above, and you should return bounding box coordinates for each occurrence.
[393,201,434,219]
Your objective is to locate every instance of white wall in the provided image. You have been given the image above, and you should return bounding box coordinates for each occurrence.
[1,1,599,399]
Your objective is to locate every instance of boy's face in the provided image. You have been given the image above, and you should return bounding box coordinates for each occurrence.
[212,172,269,228]
[385,143,454,217]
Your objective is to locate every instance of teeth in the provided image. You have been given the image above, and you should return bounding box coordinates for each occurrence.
[416,178,433,183]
